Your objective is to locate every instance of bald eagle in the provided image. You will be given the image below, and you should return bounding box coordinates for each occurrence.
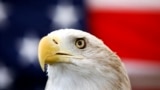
[38,29,131,90]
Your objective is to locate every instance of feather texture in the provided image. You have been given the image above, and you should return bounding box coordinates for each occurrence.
[41,29,131,90]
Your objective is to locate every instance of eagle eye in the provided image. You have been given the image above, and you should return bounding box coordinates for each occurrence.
[75,38,86,49]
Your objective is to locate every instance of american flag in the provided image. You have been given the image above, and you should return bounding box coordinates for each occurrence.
[0,0,159,90]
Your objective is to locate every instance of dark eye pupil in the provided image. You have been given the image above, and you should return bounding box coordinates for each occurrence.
[78,41,82,46]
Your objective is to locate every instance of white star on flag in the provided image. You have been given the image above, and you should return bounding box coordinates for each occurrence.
[16,32,39,67]
[0,63,14,89]
[0,1,10,29]
[48,3,78,28]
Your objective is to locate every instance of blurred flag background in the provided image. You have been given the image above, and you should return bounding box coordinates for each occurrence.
[0,0,160,90]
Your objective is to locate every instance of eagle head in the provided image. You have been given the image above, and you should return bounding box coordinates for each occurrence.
[38,29,131,90]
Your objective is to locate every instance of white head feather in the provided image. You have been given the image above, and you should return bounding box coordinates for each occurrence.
[43,29,131,90]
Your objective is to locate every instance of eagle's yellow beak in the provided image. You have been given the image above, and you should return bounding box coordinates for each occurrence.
[38,36,71,71]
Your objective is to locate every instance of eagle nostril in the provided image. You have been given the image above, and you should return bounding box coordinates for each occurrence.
[52,39,58,44]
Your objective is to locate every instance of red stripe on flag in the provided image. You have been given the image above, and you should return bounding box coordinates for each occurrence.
[88,10,160,62]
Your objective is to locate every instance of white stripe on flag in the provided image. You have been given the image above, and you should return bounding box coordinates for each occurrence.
[87,0,160,11]
[123,59,160,88]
